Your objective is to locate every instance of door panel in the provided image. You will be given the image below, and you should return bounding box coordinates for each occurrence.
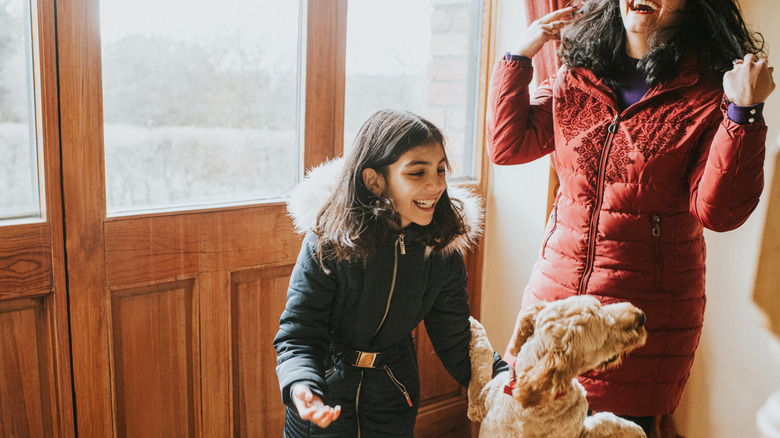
[110,280,198,437]
[59,0,491,436]
[0,224,51,299]
[0,298,53,437]
[231,265,293,436]
[0,0,73,436]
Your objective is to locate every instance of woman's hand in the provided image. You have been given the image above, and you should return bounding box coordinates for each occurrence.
[510,7,577,58]
[292,384,341,428]
[724,54,776,106]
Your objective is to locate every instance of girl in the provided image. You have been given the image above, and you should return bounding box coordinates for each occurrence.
[274,109,507,437]
[487,0,774,435]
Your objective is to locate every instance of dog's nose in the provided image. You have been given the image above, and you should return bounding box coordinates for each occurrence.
[637,311,646,327]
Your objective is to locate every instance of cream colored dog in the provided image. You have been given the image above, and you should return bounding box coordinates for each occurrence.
[468,295,648,438]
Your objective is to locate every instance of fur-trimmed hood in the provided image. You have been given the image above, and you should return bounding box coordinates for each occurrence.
[286,157,484,255]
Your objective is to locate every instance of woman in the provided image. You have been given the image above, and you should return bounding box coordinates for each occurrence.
[487,0,774,434]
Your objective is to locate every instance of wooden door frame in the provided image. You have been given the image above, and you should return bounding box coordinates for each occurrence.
[58,0,347,435]
[0,0,74,435]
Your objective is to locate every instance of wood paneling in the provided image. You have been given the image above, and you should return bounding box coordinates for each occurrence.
[0,224,52,299]
[103,205,299,285]
[0,299,53,438]
[230,266,292,437]
[110,280,198,438]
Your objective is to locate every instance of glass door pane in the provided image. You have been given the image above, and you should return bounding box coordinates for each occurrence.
[343,0,483,179]
[101,0,302,215]
[0,0,40,222]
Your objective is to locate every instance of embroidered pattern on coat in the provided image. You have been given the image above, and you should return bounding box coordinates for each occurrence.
[559,87,696,186]
[555,87,610,142]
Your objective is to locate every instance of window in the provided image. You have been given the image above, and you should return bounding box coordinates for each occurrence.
[0,0,40,222]
[343,0,483,179]
[101,0,302,215]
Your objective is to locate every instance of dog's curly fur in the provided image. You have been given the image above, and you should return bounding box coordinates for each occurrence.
[468,296,648,437]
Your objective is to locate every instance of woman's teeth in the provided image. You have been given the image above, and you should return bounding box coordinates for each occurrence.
[629,0,659,13]
[414,199,436,208]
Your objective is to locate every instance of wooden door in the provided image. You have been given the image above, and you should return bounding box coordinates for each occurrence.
[57,0,494,436]
[0,0,74,436]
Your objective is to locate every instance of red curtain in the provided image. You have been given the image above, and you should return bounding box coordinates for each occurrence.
[524,0,571,83]
[523,0,570,214]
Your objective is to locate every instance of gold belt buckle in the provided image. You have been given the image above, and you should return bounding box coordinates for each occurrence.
[355,351,377,368]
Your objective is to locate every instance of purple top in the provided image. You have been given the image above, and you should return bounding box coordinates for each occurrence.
[504,52,763,124]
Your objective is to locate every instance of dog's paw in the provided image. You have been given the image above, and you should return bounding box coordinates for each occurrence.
[583,412,647,438]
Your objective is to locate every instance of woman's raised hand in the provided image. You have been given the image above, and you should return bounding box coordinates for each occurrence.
[724,54,776,106]
[510,6,577,59]
[291,383,341,428]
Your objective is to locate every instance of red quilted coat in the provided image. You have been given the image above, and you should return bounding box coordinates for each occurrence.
[487,58,767,416]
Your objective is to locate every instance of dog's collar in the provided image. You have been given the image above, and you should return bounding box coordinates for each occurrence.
[502,368,569,400]
[503,368,517,395]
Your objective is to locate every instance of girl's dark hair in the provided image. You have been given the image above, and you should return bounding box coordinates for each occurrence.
[314,109,468,264]
[559,0,765,89]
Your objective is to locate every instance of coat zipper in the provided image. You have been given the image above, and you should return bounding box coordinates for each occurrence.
[384,364,413,407]
[578,113,620,295]
[652,215,662,289]
[356,233,403,435]
[356,370,364,438]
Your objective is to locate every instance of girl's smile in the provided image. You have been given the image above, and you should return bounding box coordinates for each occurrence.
[364,142,448,229]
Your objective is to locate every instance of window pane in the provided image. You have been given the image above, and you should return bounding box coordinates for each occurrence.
[0,0,40,222]
[343,0,482,179]
[101,0,301,215]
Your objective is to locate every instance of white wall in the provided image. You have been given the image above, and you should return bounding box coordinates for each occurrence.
[482,1,780,436]
[674,1,780,436]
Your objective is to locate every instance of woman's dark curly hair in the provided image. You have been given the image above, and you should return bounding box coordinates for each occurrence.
[559,0,765,89]
[313,109,468,266]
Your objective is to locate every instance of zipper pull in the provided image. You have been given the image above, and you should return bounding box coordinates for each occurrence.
[403,391,413,407]
[652,215,661,237]
[398,233,406,255]
[608,114,620,133]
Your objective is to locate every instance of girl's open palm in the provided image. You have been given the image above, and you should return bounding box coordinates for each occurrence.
[292,384,341,429]
[724,54,776,106]
[511,6,576,58]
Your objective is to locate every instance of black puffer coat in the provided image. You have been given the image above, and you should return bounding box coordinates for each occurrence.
[274,159,502,437]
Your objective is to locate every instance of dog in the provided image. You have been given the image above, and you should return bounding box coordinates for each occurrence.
[468,295,648,437]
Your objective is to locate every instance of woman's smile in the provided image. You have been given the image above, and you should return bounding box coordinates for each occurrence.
[628,0,660,14]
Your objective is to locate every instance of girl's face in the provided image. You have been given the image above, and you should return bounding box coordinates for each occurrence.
[379,142,448,229]
[619,0,686,56]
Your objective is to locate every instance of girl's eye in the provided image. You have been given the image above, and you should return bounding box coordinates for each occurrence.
[438,167,446,175]
[409,171,424,177]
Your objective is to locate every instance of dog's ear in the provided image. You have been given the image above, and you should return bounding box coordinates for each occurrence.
[508,301,547,356]
[514,365,553,408]
[515,349,573,408]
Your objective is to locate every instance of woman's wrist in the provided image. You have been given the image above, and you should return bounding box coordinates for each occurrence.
[504,52,531,62]
[727,102,764,125]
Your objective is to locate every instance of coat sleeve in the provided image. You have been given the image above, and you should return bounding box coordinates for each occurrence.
[688,101,767,232]
[273,233,338,405]
[486,58,556,165]
[423,254,472,387]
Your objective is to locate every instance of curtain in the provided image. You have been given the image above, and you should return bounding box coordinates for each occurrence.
[524,0,570,215]
[524,0,570,83]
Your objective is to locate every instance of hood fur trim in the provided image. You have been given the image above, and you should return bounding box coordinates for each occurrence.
[286,158,484,255]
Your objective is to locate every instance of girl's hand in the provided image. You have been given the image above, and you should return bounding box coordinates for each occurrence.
[291,384,341,429]
[724,54,776,106]
[510,7,577,59]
